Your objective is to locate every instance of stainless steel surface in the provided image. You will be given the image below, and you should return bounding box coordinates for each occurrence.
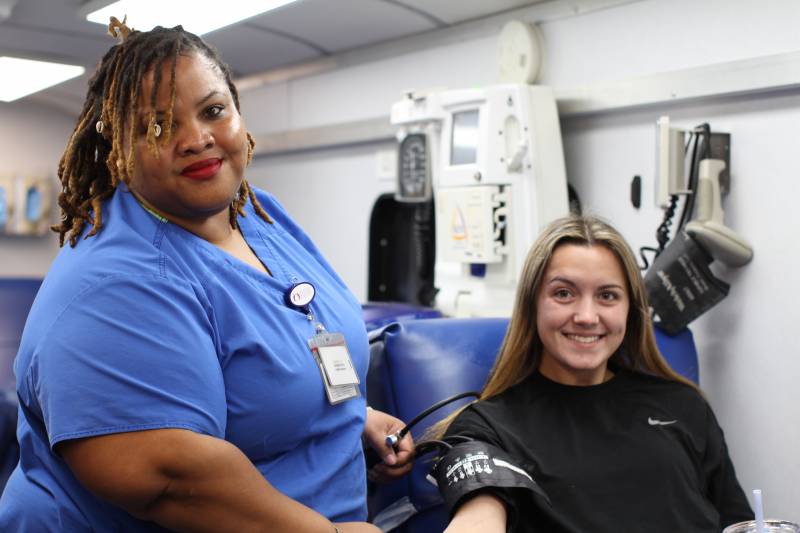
[723,520,800,533]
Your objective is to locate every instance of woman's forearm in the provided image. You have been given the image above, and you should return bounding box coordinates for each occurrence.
[140,433,334,531]
[444,493,507,533]
[58,429,341,533]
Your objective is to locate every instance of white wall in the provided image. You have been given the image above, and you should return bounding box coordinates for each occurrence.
[248,144,396,295]
[242,0,800,520]
[0,101,73,276]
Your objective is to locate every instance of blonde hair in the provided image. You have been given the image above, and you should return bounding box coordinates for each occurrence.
[428,213,697,439]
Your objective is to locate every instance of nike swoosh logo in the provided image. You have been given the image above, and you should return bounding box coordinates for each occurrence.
[648,417,677,426]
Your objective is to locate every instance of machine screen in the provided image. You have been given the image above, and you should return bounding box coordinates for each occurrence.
[450,109,479,165]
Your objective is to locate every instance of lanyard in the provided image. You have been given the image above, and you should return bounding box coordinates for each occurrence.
[285,281,359,404]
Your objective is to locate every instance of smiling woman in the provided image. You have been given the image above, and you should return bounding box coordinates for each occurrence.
[0,17,412,533]
[427,214,754,533]
[126,52,257,245]
[535,243,630,386]
[51,17,268,249]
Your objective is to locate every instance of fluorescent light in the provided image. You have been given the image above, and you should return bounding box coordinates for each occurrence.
[0,57,85,103]
[86,0,298,36]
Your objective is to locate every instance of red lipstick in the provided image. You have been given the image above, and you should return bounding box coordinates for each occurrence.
[181,158,222,180]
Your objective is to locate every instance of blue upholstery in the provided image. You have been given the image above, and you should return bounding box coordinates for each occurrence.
[366,317,700,532]
[653,325,699,383]
[0,278,43,492]
[0,278,42,393]
[367,318,507,531]
[362,302,443,332]
[0,393,17,492]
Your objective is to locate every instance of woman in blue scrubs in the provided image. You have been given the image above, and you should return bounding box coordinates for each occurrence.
[0,18,411,532]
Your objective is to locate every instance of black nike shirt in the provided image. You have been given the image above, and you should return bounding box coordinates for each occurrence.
[444,369,753,532]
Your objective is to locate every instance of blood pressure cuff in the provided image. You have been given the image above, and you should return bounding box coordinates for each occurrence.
[431,441,549,529]
[644,231,730,335]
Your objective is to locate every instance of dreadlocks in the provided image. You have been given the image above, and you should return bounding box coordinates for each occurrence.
[53,17,270,247]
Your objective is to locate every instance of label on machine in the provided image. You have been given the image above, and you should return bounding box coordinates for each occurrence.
[435,185,508,264]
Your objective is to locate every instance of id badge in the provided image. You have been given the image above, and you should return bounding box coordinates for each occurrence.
[308,332,360,405]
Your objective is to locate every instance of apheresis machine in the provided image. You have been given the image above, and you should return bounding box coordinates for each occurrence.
[389,22,569,317]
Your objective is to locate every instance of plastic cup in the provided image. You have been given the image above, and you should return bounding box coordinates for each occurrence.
[722,520,800,533]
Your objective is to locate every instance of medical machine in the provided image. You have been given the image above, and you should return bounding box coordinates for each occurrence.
[684,159,752,267]
[650,118,751,267]
[644,118,753,333]
[391,83,569,317]
[655,116,689,210]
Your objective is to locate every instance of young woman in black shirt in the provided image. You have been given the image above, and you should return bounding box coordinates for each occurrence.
[433,214,753,533]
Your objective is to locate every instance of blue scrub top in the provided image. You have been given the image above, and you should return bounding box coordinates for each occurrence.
[0,184,370,530]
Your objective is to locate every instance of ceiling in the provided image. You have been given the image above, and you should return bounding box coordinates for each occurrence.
[0,0,545,114]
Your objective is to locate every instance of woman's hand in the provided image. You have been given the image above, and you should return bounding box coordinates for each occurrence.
[444,493,507,533]
[362,408,414,483]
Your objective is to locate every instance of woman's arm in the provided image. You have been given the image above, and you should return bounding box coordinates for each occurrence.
[57,428,379,533]
[701,405,754,526]
[444,493,507,533]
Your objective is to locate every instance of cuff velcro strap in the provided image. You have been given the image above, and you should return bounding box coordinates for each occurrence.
[431,440,549,515]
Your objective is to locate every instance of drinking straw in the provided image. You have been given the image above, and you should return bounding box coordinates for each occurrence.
[753,489,765,533]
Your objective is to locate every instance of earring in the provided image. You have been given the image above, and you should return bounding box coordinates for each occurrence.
[153,123,162,138]
[95,120,104,134]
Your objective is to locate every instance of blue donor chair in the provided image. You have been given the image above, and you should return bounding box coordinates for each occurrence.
[0,278,44,492]
[366,317,699,533]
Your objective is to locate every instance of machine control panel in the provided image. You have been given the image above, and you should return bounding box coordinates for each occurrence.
[436,185,509,264]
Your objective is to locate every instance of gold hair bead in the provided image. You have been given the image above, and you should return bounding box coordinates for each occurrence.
[108,15,132,42]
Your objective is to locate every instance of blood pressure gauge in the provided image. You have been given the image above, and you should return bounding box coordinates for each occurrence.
[396,133,432,203]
